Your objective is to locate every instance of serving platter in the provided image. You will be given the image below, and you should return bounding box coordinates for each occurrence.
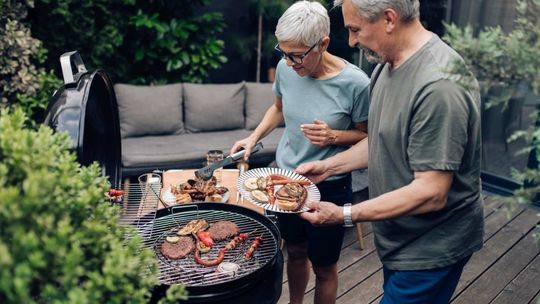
[237,167,319,213]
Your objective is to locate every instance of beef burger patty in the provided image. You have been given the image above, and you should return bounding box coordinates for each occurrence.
[160,236,195,259]
[207,220,239,241]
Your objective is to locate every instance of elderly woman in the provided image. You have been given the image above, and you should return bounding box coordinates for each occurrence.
[230,1,370,303]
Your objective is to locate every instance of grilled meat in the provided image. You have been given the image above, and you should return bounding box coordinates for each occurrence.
[207,220,239,241]
[160,236,195,259]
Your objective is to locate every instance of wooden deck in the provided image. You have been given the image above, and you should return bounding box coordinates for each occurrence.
[277,196,540,304]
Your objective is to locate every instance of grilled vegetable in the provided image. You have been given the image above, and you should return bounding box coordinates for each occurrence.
[243,177,259,191]
[196,231,214,247]
[166,236,180,243]
[251,190,269,204]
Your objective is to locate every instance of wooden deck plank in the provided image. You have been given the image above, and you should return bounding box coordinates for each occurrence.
[452,228,540,304]
[451,207,538,298]
[276,196,538,304]
[491,252,540,304]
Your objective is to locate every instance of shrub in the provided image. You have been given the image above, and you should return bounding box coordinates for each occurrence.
[0,108,186,303]
[28,0,227,84]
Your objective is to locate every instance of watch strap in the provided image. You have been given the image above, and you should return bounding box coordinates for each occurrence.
[343,203,354,227]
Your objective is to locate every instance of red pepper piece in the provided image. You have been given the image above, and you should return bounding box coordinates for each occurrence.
[196,231,214,247]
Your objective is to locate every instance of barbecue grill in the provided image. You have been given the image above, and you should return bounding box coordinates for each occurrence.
[43,51,121,187]
[44,52,284,303]
[120,179,283,303]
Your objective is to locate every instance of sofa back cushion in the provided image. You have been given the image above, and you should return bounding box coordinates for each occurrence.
[245,82,280,130]
[114,83,184,138]
[183,82,245,132]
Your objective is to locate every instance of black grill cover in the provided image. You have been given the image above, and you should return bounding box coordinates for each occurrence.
[44,51,121,187]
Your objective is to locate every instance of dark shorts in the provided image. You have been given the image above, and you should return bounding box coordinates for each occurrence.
[380,255,471,304]
[276,174,352,267]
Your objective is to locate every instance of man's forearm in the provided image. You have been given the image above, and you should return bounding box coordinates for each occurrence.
[324,137,368,175]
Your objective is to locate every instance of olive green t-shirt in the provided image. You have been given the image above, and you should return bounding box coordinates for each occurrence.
[369,35,484,270]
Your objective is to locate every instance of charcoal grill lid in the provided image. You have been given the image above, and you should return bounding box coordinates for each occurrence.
[44,51,121,187]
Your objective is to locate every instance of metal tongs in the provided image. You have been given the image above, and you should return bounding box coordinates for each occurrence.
[194,142,264,181]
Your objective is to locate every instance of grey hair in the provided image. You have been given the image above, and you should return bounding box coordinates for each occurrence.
[334,0,420,22]
[275,1,330,46]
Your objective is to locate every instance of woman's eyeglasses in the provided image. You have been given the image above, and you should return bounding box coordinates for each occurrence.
[274,42,318,65]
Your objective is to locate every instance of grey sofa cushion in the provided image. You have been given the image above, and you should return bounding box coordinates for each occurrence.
[245,82,277,130]
[184,82,245,132]
[121,127,285,168]
[115,83,184,138]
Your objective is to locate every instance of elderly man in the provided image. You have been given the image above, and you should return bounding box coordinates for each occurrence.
[297,0,484,303]
[231,1,370,303]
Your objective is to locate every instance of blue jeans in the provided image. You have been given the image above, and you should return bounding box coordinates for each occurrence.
[380,255,471,304]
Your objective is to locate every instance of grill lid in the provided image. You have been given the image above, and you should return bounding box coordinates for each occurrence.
[44,51,121,187]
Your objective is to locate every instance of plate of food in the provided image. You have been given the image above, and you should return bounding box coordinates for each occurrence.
[162,175,230,207]
[237,167,319,213]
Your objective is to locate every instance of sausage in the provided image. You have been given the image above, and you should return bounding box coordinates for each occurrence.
[271,179,312,186]
[194,249,226,267]
[268,174,288,181]
[245,236,263,259]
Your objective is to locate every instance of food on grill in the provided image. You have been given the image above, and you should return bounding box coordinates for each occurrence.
[275,183,308,211]
[217,262,240,276]
[207,220,239,241]
[194,248,226,267]
[196,239,211,253]
[171,175,228,202]
[177,219,209,236]
[166,236,180,243]
[160,236,195,259]
[243,177,259,191]
[246,236,263,259]
[225,233,249,250]
[251,190,269,203]
[105,188,124,202]
[196,231,214,247]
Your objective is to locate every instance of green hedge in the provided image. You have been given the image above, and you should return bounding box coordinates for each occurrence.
[0,108,186,303]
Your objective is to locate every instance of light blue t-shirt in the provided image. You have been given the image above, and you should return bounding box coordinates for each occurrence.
[273,59,370,180]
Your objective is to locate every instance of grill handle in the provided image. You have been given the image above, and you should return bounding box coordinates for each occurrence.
[170,204,200,216]
[60,51,88,86]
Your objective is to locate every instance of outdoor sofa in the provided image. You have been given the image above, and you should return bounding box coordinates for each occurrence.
[114,81,284,178]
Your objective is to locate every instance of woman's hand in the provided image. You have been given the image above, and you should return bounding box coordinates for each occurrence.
[230,136,258,161]
[301,119,337,147]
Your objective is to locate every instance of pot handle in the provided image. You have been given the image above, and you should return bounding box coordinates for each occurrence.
[60,50,88,86]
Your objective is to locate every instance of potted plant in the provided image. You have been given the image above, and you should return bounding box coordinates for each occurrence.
[443,0,540,240]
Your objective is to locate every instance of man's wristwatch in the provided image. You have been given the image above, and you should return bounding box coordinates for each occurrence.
[343,203,354,227]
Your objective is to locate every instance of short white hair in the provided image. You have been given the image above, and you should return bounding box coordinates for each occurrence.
[334,0,420,22]
[275,1,330,46]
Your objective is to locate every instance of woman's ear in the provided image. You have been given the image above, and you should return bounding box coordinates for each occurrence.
[320,36,331,52]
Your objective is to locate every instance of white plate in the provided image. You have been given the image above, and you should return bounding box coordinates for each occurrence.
[236,167,320,213]
[161,187,230,207]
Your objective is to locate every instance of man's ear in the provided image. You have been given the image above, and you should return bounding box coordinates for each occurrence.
[382,9,398,33]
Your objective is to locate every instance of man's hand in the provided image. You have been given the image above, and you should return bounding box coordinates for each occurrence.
[295,160,330,184]
[299,201,343,226]
[301,119,337,147]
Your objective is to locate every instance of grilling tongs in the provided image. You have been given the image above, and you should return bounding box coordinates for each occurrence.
[195,142,264,180]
